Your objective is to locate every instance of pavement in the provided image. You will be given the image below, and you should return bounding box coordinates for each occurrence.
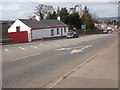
[53,40,118,88]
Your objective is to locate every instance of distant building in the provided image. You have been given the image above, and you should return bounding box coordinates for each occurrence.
[8,19,69,43]
[0,21,14,43]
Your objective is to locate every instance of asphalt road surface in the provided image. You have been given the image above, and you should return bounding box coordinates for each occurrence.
[2,32,118,88]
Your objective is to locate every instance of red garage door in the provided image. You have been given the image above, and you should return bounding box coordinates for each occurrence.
[8,31,28,43]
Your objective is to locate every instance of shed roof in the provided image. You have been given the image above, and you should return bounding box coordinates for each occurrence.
[19,19,68,29]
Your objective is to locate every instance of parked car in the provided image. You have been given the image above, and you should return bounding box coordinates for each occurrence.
[102,30,108,34]
[115,29,119,32]
[66,31,78,39]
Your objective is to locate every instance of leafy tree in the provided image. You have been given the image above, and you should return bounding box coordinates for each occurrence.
[59,7,69,24]
[67,13,82,29]
[46,11,57,19]
[81,6,95,29]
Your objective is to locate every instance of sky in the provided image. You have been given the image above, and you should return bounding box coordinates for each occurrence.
[0,0,119,20]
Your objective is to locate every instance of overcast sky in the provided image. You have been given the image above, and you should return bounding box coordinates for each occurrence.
[0,0,119,20]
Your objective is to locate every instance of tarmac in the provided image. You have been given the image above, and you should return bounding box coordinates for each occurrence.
[53,40,118,88]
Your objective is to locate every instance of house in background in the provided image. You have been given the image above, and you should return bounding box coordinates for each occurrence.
[8,19,69,43]
[0,20,14,43]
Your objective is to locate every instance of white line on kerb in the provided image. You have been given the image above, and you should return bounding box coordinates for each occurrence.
[19,47,25,50]
[10,52,41,61]
[4,49,9,52]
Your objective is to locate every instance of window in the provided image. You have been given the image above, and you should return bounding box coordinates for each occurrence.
[57,28,59,34]
[16,26,20,32]
[64,27,66,32]
[51,29,54,36]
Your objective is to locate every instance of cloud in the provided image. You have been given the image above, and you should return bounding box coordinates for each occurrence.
[1,0,119,2]
[0,2,118,20]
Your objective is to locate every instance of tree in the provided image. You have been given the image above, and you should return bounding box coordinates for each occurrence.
[59,7,69,24]
[46,11,57,19]
[67,13,82,29]
[34,4,54,20]
[81,6,95,29]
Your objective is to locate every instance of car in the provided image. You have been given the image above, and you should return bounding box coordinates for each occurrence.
[102,30,108,34]
[115,29,119,32]
[66,31,78,39]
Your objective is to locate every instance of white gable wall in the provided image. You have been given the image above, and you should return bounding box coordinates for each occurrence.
[8,19,31,32]
[8,19,32,42]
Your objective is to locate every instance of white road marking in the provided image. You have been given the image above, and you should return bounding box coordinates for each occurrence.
[30,45,38,49]
[70,45,93,54]
[70,49,83,54]
[81,45,92,50]
[19,47,25,50]
[4,49,9,52]
[10,52,41,61]
[56,45,60,47]
[57,48,71,51]
[40,44,43,46]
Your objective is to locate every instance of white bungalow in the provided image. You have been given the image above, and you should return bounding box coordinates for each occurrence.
[8,19,69,43]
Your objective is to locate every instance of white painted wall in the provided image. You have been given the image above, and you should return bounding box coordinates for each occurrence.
[8,19,31,32]
[32,27,68,40]
[8,19,32,42]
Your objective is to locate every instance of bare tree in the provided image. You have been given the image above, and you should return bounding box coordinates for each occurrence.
[35,4,54,19]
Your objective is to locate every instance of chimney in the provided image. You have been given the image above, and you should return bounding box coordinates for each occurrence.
[36,14,40,21]
[57,16,60,20]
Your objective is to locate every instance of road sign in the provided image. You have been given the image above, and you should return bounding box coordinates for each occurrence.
[81,25,86,29]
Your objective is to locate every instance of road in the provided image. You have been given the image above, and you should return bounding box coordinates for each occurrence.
[2,32,118,88]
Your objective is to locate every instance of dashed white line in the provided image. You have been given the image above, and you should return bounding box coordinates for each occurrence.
[10,52,41,61]
[4,49,9,52]
[40,44,43,46]
[30,45,38,49]
[57,48,71,51]
[19,47,25,50]
[56,45,60,47]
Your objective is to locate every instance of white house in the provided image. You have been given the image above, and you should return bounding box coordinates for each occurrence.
[8,19,69,43]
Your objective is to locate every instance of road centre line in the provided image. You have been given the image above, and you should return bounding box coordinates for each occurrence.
[19,47,25,50]
[10,52,41,61]
[30,45,38,49]
[4,49,9,52]
[56,46,84,51]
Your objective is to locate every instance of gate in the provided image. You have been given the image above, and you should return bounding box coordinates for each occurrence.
[8,31,28,43]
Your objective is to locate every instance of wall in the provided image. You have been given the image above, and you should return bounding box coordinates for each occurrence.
[32,27,68,40]
[8,31,28,43]
[0,22,8,39]
[8,19,32,42]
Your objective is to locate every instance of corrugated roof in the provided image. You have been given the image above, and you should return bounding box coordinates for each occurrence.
[19,19,68,29]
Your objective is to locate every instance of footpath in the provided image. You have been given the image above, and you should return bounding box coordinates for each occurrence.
[53,40,118,88]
